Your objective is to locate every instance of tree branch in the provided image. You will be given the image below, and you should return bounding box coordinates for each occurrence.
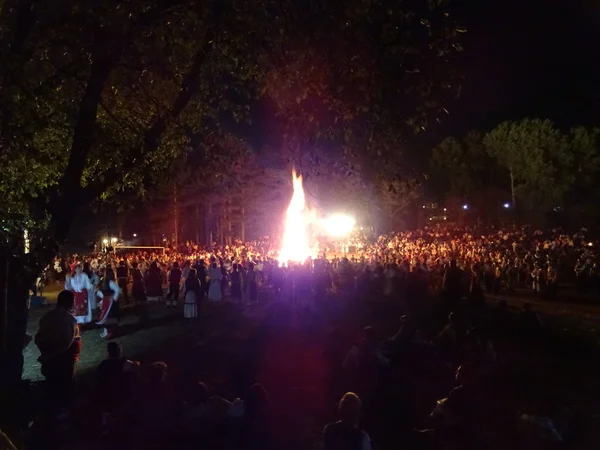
[98,98,143,137]
[56,28,125,197]
[47,2,200,242]
[82,21,220,204]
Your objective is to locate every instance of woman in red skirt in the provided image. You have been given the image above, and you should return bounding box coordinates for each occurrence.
[65,263,95,324]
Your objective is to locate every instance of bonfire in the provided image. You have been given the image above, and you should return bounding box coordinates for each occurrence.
[278,170,314,263]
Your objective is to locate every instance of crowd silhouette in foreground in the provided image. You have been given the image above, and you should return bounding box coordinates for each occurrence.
[23,224,599,449]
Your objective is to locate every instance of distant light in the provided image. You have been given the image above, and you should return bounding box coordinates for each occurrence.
[503,203,510,209]
[102,238,109,245]
[588,242,594,247]
[133,233,137,237]
[443,208,447,212]
[429,217,432,221]
[111,237,118,243]
[443,216,447,220]
[322,214,356,238]
[462,204,468,210]
[422,205,426,209]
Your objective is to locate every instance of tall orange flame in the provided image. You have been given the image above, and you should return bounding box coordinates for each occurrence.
[278,170,313,263]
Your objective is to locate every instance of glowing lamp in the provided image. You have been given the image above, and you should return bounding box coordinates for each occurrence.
[503,203,510,209]
[462,204,468,210]
[323,214,356,238]
[111,237,118,243]
[133,233,137,237]
[102,238,109,245]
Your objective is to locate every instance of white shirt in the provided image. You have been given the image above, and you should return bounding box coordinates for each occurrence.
[97,280,120,300]
[65,273,93,292]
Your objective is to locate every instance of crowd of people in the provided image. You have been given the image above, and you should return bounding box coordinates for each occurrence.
[28,224,598,449]
[43,224,600,322]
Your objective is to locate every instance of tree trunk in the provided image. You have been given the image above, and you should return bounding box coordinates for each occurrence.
[84,13,222,200]
[118,213,123,239]
[509,167,516,209]
[206,202,213,246]
[0,250,32,441]
[56,30,125,209]
[173,185,179,248]
[0,251,9,358]
[241,207,246,242]
[217,216,223,246]
[195,203,200,244]
[227,197,233,246]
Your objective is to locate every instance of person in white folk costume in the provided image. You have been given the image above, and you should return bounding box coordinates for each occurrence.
[64,263,95,324]
[184,268,202,319]
[83,262,100,311]
[208,257,223,302]
[96,268,121,339]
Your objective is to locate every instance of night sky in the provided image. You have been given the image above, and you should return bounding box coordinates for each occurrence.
[440,0,600,136]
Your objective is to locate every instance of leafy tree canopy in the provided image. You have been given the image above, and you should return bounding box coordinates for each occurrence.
[431,119,600,217]
[483,118,572,211]
[429,130,492,200]
[0,0,464,247]
[1,0,264,241]
[564,125,600,211]
[262,0,464,177]
[376,177,423,230]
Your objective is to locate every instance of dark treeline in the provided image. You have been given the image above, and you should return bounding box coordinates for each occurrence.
[428,118,600,225]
